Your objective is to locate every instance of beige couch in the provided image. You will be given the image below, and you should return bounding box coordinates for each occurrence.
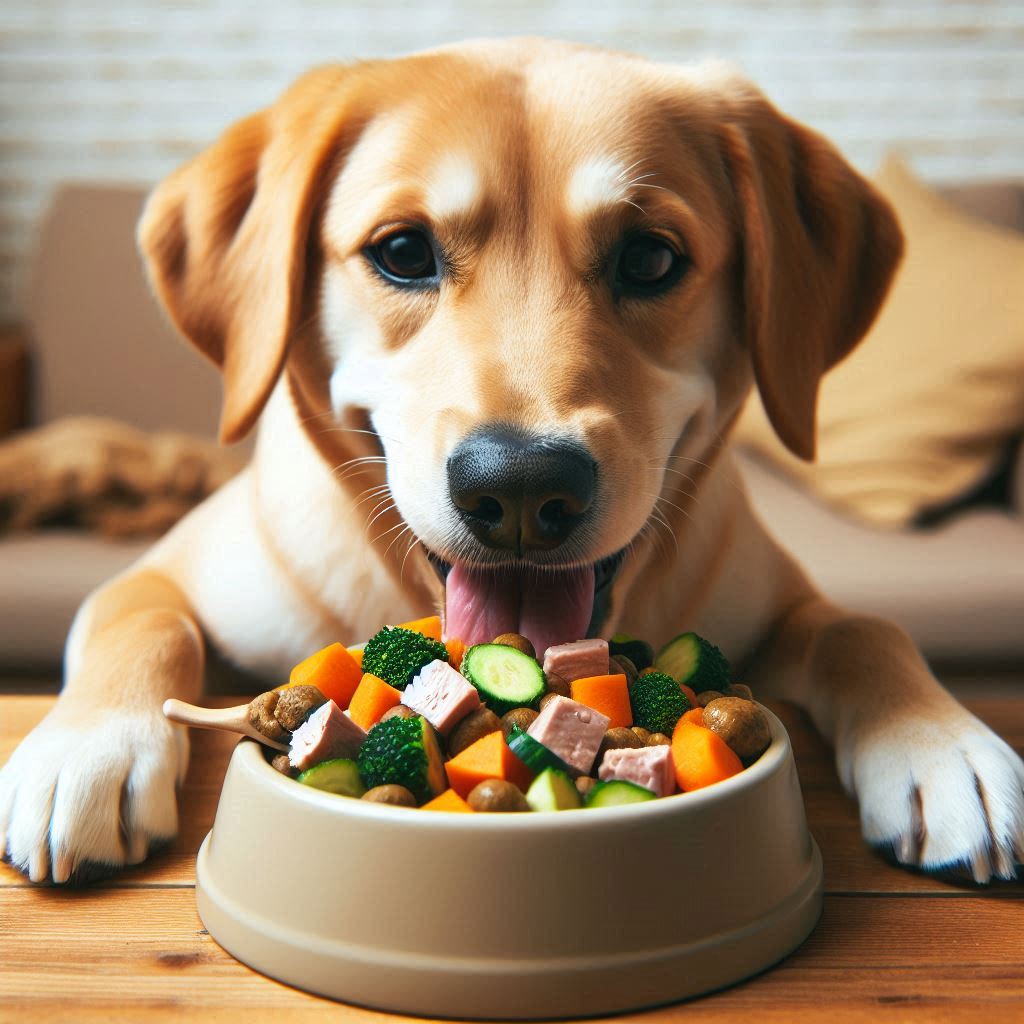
[1,182,1022,671]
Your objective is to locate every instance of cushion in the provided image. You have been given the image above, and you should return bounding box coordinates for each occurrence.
[734,155,1024,528]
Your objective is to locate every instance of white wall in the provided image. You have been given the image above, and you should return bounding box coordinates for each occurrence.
[2,0,1022,320]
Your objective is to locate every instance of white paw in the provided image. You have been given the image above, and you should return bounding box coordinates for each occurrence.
[839,707,1024,883]
[0,705,189,883]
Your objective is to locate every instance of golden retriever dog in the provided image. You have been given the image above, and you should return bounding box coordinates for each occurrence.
[2,39,1021,885]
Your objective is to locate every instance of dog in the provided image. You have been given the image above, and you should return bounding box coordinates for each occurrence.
[2,39,1021,885]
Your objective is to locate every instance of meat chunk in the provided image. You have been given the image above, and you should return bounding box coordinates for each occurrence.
[542,638,609,683]
[288,699,367,771]
[598,744,675,797]
[527,695,609,776]
[400,659,481,736]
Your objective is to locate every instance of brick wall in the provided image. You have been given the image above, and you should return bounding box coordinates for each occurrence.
[2,0,1022,320]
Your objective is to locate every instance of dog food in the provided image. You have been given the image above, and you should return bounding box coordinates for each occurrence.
[254,615,772,811]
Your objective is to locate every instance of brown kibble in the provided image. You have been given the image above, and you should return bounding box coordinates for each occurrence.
[502,707,539,739]
[543,671,571,698]
[362,785,417,807]
[447,707,502,757]
[609,654,639,687]
[575,776,598,798]
[248,690,288,742]
[646,732,672,747]
[270,752,298,778]
[538,691,562,711]
[492,632,537,659]
[696,689,725,708]
[727,683,754,701]
[703,697,771,760]
[274,685,327,731]
[638,666,661,678]
[467,779,530,812]
[630,726,652,744]
[597,726,644,766]
[379,704,417,723]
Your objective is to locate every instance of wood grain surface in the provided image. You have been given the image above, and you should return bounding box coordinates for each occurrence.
[2,692,1022,1022]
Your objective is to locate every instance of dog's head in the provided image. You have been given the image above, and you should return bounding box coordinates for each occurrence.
[139,40,902,653]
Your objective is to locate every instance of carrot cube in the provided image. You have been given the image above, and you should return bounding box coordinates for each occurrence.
[347,673,402,731]
[671,719,742,792]
[444,636,466,671]
[444,730,532,798]
[285,642,362,709]
[397,615,443,641]
[570,673,632,729]
[680,683,699,708]
[348,646,364,669]
[421,788,474,812]
[681,707,706,728]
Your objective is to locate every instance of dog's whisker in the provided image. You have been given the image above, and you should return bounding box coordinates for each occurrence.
[365,499,398,530]
[382,523,415,562]
[352,483,394,508]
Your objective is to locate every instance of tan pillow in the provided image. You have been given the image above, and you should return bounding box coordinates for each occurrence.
[734,155,1024,528]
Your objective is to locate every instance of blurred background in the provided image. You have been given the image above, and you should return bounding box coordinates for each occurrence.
[0,1,1022,677]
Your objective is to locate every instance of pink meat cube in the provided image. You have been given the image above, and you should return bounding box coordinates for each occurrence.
[401,659,481,735]
[289,700,367,770]
[598,745,675,798]
[542,638,609,682]
[527,695,609,776]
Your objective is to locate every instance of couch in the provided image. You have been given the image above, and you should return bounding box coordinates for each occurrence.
[1,180,1022,672]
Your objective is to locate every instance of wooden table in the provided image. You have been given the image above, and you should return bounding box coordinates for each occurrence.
[2,692,1022,1022]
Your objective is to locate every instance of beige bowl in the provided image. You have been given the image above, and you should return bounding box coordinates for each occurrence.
[196,705,821,1018]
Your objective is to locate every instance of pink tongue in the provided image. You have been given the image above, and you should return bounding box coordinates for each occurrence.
[444,564,596,660]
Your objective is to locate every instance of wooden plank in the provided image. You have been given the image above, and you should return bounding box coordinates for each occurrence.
[0,889,1020,1022]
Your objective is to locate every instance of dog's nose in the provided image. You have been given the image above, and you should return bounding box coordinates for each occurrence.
[447,426,597,552]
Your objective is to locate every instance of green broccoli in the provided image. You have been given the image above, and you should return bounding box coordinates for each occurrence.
[629,671,691,735]
[356,715,446,804]
[653,632,730,693]
[360,625,449,690]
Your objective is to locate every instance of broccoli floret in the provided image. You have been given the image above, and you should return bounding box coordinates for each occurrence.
[360,625,448,690]
[654,632,730,692]
[356,715,445,804]
[629,671,691,734]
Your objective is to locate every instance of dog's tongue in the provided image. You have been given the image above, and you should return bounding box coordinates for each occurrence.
[444,563,595,659]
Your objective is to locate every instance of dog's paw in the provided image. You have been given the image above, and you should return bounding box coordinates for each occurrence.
[839,707,1024,883]
[0,705,189,883]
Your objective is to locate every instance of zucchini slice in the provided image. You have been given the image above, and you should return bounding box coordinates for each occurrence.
[297,758,367,798]
[526,768,582,811]
[584,779,657,808]
[654,632,730,692]
[461,643,546,716]
[506,724,570,776]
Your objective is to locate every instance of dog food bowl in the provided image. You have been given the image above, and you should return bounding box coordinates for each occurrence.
[196,705,821,1018]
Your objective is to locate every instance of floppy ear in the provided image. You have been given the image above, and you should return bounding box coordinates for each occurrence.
[720,91,904,460]
[138,66,358,443]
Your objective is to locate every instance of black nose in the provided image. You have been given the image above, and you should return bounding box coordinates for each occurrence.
[447,426,597,553]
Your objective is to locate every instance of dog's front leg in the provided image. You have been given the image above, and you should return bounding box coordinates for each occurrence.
[0,569,202,883]
[750,597,1024,883]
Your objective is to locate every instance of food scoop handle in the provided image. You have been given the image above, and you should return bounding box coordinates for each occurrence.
[162,698,289,752]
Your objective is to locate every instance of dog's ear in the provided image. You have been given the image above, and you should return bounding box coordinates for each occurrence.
[138,66,358,443]
[719,90,903,460]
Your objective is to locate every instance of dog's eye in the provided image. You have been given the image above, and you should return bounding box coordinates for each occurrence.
[369,230,438,284]
[615,234,683,295]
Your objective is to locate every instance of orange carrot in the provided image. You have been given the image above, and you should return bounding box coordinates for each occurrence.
[285,642,363,709]
[348,646,364,670]
[681,707,706,728]
[671,720,743,792]
[444,636,466,671]
[680,683,699,708]
[444,730,532,798]
[421,788,474,812]
[570,673,631,729]
[397,614,443,641]
[348,673,403,731]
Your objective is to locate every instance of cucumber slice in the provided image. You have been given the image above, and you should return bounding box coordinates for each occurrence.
[297,758,366,798]
[526,767,583,811]
[584,780,657,808]
[609,633,655,671]
[461,644,546,716]
[654,632,730,692]
[506,724,570,775]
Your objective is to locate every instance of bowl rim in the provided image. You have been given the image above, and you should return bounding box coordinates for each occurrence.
[237,701,793,832]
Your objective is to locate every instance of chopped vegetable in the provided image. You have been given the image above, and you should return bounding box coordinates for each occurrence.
[654,632,730,693]
[526,768,582,811]
[609,633,654,671]
[444,636,467,670]
[444,729,532,798]
[629,671,691,735]
[361,626,449,690]
[356,715,446,803]
[584,779,657,807]
[671,718,743,791]
[569,673,632,729]
[347,673,403,731]
[460,643,546,716]
[421,788,474,812]
[681,707,706,727]
[297,758,366,798]
[348,646,364,669]
[396,614,443,641]
[505,724,571,776]
[285,642,363,709]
